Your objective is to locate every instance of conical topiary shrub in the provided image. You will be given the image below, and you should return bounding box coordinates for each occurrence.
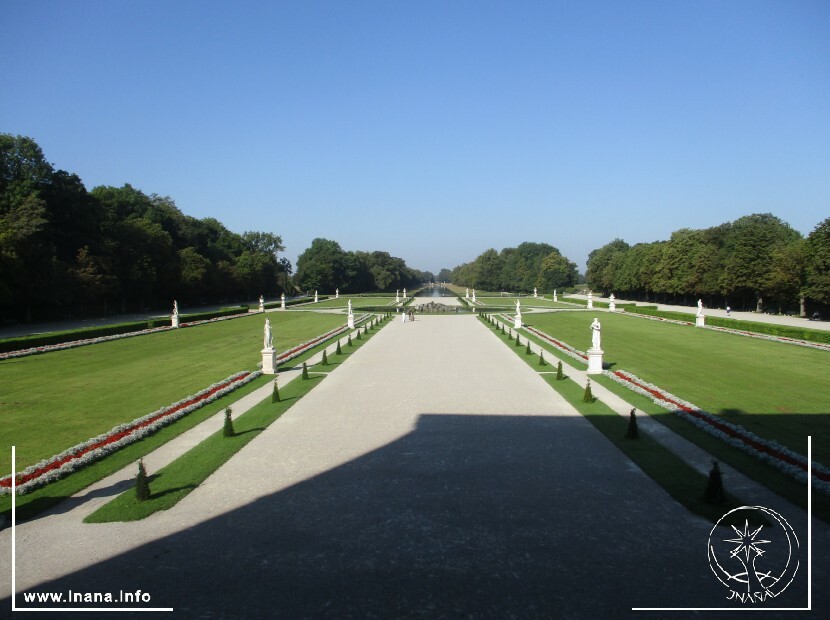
[322,349,329,365]
[626,408,639,439]
[302,362,309,380]
[356,329,362,341]
[336,340,342,355]
[515,334,521,347]
[272,377,280,402]
[704,460,725,504]
[525,340,532,355]
[135,459,151,501]
[583,379,593,403]
[556,361,564,380]
[539,351,546,366]
[223,406,235,437]
[347,334,353,347]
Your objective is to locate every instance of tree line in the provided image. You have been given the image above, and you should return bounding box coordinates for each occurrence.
[449,242,579,293]
[1,134,291,321]
[294,237,432,293]
[585,213,830,314]
[1,134,433,323]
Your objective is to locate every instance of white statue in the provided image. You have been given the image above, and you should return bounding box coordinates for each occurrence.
[553,289,558,301]
[336,288,339,299]
[472,289,476,302]
[609,293,615,302]
[465,288,469,299]
[590,318,601,349]
[534,287,538,298]
[697,299,703,317]
[172,300,179,316]
[516,300,521,314]
[259,295,265,311]
[314,290,318,303]
[347,299,353,316]
[264,318,273,350]
[403,288,407,297]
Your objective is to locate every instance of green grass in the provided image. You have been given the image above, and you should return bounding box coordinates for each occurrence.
[0,373,270,521]
[299,296,396,309]
[523,311,830,465]
[479,315,745,523]
[477,296,574,308]
[0,311,347,474]
[85,316,389,522]
[84,375,323,522]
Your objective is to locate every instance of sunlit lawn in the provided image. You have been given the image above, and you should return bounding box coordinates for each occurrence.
[0,311,345,473]
[478,296,574,308]
[300,296,396,309]
[523,311,830,464]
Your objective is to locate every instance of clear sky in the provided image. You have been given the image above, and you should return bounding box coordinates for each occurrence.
[2,0,828,275]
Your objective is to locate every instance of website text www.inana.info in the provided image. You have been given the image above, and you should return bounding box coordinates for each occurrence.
[22,589,152,604]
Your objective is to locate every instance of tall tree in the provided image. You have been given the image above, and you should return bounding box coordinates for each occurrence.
[804,217,830,306]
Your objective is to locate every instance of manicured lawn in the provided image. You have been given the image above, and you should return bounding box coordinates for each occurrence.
[299,296,396,309]
[0,311,346,474]
[523,311,830,465]
[85,317,388,522]
[478,315,746,524]
[477,296,574,308]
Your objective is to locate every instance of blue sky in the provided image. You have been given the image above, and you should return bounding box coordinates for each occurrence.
[2,1,828,275]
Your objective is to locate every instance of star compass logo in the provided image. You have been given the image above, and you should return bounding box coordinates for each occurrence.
[708,506,799,604]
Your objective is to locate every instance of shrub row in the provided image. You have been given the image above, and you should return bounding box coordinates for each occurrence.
[0,307,250,353]
[629,306,830,344]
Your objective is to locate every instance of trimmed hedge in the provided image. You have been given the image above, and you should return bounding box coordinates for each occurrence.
[629,306,830,344]
[0,307,250,353]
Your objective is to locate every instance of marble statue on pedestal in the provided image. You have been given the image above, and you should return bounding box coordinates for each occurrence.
[590,317,601,350]
[264,318,273,350]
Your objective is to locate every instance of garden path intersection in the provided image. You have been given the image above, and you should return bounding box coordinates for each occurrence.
[1,296,827,618]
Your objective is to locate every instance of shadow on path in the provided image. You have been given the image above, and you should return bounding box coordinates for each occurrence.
[8,414,814,618]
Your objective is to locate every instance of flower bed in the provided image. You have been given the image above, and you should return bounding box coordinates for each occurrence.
[1,370,260,495]
[605,369,830,494]
[1,316,371,495]
[518,322,829,494]
[522,323,588,364]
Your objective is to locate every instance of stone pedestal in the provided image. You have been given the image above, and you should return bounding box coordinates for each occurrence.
[609,301,616,312]
[587,299,593,309]
[348,314,355,329]
[514,315,522,329]
[587,348,604,375]
[280,299,286,310]
[171,315,180,328]
[696,315,705,327]
[261,348,277,374]
[553,292,558,302]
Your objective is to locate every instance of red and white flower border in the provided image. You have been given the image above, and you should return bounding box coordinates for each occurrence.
[0,370,260,495]
[605,369,830,494]
[516,321,830,495]
[1,315,372,495]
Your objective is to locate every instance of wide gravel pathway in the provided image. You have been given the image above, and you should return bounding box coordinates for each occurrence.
[1,306,820,618]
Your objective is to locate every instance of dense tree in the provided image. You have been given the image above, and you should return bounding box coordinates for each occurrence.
[585,238,630,293]
[804,218,830,306]
[719,214,801,311]
[0,134,292,320]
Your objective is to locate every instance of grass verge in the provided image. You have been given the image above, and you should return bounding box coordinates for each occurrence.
[84,316,389,522]
[480,315,750,524]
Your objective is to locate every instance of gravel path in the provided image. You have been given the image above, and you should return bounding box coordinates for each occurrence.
[1,309,821,617]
